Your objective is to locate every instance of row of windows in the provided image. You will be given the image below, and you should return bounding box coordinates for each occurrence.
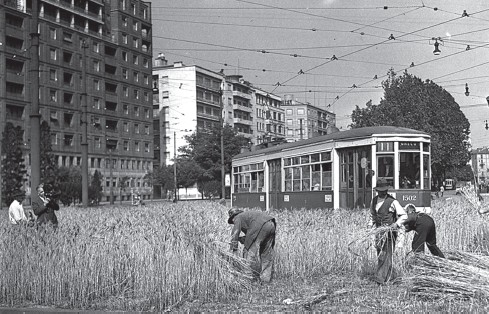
[47,44,150,70]
[256,94,281,107]
[256,108,283,121]
[54,155,151,172]
[120,0,150,20]
[196,75,221,90]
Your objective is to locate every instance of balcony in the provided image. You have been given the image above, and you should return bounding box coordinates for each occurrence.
[196,96,220,107]
[232,90,251,100]
[6,71,25,84]
[232,103,253,113]
[4,0,26,11]
[233,118,253,126]
[43,0,103,23]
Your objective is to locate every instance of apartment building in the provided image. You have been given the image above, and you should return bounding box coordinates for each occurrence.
[282,94,336,142]
[152,55,224,167]
[222,75,254,140]
[0,0,153,202]
[254,88,285,145]
[472,147,489,191]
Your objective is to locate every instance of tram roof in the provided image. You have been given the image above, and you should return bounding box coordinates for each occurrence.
[235,126,430,159]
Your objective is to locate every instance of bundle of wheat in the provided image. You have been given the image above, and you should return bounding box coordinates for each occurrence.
[348,225,397,257]
[458,185,486,213]
[406,251,489,299]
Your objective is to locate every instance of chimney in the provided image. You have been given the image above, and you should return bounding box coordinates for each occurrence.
[154,53,167,66]
[174,61,184,67]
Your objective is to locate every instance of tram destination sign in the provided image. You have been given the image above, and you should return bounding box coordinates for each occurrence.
[399,142,420,150]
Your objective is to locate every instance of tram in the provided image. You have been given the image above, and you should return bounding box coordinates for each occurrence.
[231,126,432,212]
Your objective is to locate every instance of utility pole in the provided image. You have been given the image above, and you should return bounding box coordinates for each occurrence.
[30,0,41,199]
[220,88,225,199]
[81,40,89,207]
[173,131,177,203]
[109,149,114,205]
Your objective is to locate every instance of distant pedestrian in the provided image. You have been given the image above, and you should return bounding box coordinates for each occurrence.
[9,191,27,225]
[402,205,444,258]
[32,183,60,228]
[439,185,444,197]
[228,209,276,282]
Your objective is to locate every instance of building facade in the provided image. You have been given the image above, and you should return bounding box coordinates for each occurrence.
[254,88,285,145]
[153,56,224,167]
[0,0,154,202]
[282,94,336,142]
[472,147,489,192]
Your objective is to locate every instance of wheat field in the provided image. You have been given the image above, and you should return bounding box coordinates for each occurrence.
[0,196,487,311]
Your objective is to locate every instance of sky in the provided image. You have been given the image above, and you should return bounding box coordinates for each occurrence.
[149,0,489,149]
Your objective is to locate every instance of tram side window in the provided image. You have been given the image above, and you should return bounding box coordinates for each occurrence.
[233,164,264,193]
[377,155,394,187]
[423,154,430,189]
[312,164,321,190]
[399,152,420,189]
[284,152,332,192]
[321,163,332,190]
[302,165,310,191]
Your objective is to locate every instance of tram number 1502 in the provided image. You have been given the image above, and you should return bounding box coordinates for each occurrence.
[402,195,417,201]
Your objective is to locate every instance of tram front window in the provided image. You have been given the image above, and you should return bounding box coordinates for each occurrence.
[377,155,394,187]
[399,152,420,189]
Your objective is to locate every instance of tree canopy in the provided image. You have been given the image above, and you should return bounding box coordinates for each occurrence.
[154,124,249,198]
[40,121,61,199]
[350,70,471,182]
[179,124,249,182]
[1,122,27,206]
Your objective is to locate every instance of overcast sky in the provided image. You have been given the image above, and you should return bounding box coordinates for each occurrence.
[149,0,489,148]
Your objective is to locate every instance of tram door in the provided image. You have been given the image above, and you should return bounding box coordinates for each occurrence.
[268,159,281,209]
[339,146,372,208]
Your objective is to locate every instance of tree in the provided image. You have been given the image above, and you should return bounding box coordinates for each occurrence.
[179,124,249,195]
[154,165,175,198]
[119,176,130,204]
[40,121,60,200]
[58,166,82,206]
[176,158,204,194]
[197,180,221,199]
[350,70,471,182]
[89,170,103,205]
[1,123,27,206]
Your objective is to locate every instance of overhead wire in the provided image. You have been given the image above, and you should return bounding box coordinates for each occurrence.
[155,2,489,117]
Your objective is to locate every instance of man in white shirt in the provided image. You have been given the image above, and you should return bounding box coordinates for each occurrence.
[370,178,407,284]
[9,191,27,225]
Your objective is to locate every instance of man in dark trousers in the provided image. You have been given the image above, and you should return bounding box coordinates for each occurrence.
[402,205,444,258]
[370,178,407,284]
[228,208,276,283]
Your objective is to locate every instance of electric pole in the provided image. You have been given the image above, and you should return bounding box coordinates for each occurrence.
[220,88,225,199]
[30,0,41,198]
[81,40,89,207]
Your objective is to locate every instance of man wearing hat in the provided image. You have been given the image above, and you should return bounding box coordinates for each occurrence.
[370,178,407,284]
[228,208,276,283]
[9,190,28,225]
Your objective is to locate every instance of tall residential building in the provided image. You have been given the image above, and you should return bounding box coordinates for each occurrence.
[254,88,285,145]
[0,0,154,202]
[152,56,224,167]
[282,94,336,142]
[222,75,254,140]
[472,147,489,191]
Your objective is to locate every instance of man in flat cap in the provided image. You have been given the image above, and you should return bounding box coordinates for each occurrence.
[228,208,276,283]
